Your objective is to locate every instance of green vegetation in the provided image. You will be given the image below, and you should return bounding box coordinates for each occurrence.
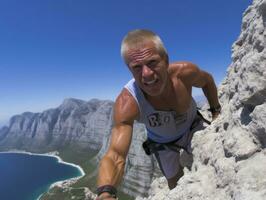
[39,145,134,200]
[40,186,87,200]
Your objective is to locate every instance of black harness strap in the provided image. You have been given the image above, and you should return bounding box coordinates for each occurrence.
[196,110,211,125]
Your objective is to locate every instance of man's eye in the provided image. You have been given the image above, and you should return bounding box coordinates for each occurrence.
[148,60,158,67]
[133,65,142,71]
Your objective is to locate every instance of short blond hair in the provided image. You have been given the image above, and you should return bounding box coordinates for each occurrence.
[121,29,168,63]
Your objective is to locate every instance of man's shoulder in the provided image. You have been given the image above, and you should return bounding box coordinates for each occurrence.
[169,61,197,74]
[113,88,139,124]
[115,88,137,105]
[169,61,199,79]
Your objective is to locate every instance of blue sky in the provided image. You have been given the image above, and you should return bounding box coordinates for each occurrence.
[0,0,252,126]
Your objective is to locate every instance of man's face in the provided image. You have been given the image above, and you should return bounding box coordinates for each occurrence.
[125,42,169,97]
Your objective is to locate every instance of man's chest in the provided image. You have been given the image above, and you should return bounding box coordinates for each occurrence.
[149,80,192,114]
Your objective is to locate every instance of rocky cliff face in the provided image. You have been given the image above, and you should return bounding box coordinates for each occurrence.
[0,98,113,152]
[136,0,266,199]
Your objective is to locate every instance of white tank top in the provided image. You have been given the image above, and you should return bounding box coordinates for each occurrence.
[124,79,197,143]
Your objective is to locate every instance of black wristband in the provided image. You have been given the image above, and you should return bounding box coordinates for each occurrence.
[208,104,221,113]
[96,185,117,198]
[95,194,117,200]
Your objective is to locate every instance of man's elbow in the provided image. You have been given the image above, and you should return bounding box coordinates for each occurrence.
[202,71,215,88]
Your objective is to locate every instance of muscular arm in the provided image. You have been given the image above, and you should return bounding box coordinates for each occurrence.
[97,124,133,186]
[97,89,139,198]
[178,62,221,119]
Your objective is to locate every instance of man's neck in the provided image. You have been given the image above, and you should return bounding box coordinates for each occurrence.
[144,76,175,110]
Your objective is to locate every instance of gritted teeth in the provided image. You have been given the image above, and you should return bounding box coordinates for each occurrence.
[144,79,158,85]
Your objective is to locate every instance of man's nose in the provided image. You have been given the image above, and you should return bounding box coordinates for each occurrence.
[142,65,153,77]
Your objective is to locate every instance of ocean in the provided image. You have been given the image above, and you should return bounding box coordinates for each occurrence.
[0,152,83,200]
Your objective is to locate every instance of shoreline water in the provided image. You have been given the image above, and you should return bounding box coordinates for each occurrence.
[0,150,86,200]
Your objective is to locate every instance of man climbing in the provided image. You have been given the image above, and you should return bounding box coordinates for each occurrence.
[96,29,221,200]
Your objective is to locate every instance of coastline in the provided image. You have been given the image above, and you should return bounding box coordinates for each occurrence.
[0,150,86,200]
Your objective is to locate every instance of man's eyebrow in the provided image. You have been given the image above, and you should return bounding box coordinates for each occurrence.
[147,55,160,60]
[129,62,141,68]
[131,64,141,67]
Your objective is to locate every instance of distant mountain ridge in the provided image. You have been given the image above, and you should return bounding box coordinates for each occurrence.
[0,98,114,152]
[0,120,8,129]
[193,94,207,108]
